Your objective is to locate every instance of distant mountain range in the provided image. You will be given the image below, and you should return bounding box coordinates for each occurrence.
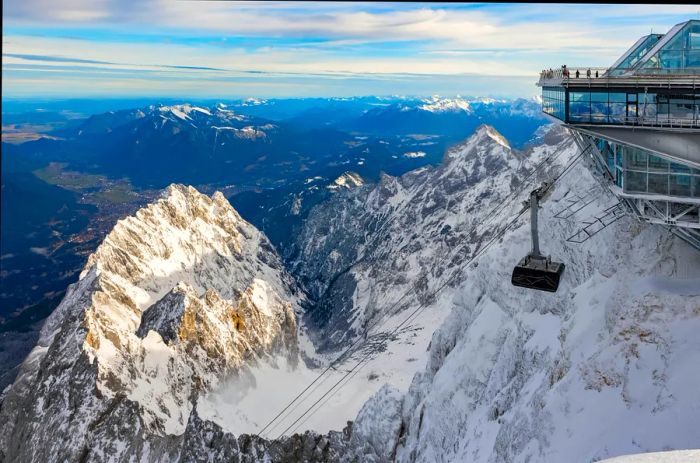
[0,96,550,343]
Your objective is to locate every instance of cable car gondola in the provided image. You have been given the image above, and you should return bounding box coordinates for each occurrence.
[511,183,565,292]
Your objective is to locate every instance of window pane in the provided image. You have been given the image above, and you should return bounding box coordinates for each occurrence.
[609,103,626,122]
[670,162,691,174]
[670,174,691,196]
[648,154,669,172]
[625,170,647,193]
[648,173,669,195]
[626,150,647,169]
[609,93,627,102]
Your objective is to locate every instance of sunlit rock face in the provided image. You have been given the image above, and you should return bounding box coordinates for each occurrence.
[0,184,302,462]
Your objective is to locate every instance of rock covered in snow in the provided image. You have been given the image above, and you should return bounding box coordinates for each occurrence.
[345,144,700,462]
[328,172,365,190]
[419,96,473,113]
[348,384,404,462]
[289,122,700,462]
[2,120,698,463]
[600,450,700,463]
[292,124,553,352]
[0,184,302,462]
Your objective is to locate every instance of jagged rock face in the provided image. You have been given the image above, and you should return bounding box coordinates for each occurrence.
[292,124,563,351]
[347,153,700,462]
[0,185,301,462]
[181,410,351,463]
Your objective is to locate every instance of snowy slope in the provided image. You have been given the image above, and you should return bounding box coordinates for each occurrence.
[293,124,564,353]
[600,450,700,462]
[346,138,700,462]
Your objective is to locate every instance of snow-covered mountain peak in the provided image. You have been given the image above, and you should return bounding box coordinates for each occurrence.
[328,171,364,190]
[485,125,511,149]
[241,97,267,106]
[82,182,247,290]
[140,103,250,127]
[445,124,519,175]
[0,184,304,461]
[340,134,700,462]
[419,96,473,113]
[156,104,212,121]
[470,96,508,105]
[77,183,301,434]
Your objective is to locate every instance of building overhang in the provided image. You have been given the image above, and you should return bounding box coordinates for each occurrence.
[566,125,700,168]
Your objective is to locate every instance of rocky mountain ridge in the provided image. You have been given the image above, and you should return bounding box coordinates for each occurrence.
[0,184,302,462]
[291,124,561,352]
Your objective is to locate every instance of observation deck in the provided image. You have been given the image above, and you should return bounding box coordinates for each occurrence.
[537,20,700,250]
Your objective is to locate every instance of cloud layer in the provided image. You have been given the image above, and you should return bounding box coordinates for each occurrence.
[2,2,697,98]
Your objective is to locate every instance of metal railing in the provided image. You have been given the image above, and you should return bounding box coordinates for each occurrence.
[538,66,700,87]
[619,116,700,129]
[572,115,700,129]
[539,67,609,84]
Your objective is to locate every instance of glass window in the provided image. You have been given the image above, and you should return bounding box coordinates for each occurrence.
[639,93,657,121]
[609,103,626,122]
[648,154,669,172]
[626,149,648,169]
[641,21,700,73]
[609,93,627,102]
[670,162,691,174]
[570,92,590,103]
[541,86,566,121]
[625,170,647,193]
[615,144,623,167]
[670,174,692,196]
[612,34,663,72]
[591,102,609,123]
[648,173,669,195]
[670,97,695,120]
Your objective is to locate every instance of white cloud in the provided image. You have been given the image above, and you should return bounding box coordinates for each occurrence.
[2,1,697,97]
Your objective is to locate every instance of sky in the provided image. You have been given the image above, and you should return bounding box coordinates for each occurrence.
[2,2,698,99]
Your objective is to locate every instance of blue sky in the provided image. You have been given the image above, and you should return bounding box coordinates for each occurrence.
[2,2,698,99]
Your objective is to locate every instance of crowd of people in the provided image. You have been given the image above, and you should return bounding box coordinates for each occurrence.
[540,65,602,79]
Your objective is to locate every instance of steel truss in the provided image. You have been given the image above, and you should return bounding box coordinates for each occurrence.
[568,129,700,251]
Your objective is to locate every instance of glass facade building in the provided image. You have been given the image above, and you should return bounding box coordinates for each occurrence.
[537,19,700,250]
[539,21,700,127]
[543,89,700,126]
[567,91,700,125]
[596,138,700,198]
